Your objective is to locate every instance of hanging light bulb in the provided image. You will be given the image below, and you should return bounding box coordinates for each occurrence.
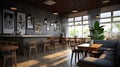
[96,14,100,18]
[28,14,32,19]
[44,18,48,24]
[55,21,57,23]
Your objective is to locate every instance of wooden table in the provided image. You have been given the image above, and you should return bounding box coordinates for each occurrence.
[77,43,102,56]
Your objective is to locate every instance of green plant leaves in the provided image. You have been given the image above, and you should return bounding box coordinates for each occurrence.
[98,35,105,40]
[89,21,105,40]
[94,21,100,30]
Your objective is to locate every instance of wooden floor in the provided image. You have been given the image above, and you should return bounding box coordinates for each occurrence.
[16,47,82,67]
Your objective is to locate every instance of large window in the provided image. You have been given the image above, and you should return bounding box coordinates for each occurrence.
[67,15,90,37]
[112,10,120,37]
[100,10,120,38]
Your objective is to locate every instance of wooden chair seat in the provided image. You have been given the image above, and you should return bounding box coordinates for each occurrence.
[27,41,38,57]
[0,46,18,67]
[43,40,50,53]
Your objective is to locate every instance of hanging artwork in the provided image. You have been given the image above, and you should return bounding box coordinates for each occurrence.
[56,23,61,30]
[54,23,57,31]
[3,9,14,34]
[17,12,26,35]
[46,23,50,31]
[35,23,42,33]
[27,17,34,29]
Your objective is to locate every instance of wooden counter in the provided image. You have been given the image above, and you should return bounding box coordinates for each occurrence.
[0,35,52,55]
[0,35,51,38]
[0,35,51,43]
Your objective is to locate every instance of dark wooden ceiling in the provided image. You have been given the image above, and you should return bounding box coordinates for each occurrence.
[14,0,120,15]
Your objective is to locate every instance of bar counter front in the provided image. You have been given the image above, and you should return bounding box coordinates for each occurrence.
[0,35,51,55]
[0,35,51,42]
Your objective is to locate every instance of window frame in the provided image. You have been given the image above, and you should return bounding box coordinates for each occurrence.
[67,15,90,37]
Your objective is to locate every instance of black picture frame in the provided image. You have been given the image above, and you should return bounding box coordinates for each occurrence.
[3,9,14,34]
[17,12,26,35]
[27,17,34,29]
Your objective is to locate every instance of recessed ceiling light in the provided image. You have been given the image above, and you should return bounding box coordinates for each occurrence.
[72,9,78,13]
[44,0,56,6]
[10,6,17,11]
[53,12,58,15]
[102,0,110,3]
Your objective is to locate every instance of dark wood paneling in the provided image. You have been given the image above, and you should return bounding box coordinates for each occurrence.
[9,0,120,15]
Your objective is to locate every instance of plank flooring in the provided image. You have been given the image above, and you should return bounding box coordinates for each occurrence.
[17,47,81,67]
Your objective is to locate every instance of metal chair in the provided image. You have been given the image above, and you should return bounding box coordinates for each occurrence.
[70,42,83,63]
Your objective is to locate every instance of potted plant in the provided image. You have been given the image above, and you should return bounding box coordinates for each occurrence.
[89,21,105,40]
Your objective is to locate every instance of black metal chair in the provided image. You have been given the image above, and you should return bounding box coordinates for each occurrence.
[70,42,84,63]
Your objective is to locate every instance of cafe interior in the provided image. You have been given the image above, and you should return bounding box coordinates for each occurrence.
[0,0,120,67]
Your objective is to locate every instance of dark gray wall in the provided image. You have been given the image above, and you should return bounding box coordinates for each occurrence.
[88,8,100,27]
[0,0,62,36]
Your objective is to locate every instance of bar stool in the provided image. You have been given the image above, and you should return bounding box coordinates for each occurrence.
[49,39,55,50]
[2,46,18,67]
[37,41,44,53]
[66,38,70,47]
[10,42,19,55]
[43,40,50,53]
[54,39,60,48]
[60,38,67,48]
[27,41,38,57]
[19,42,28,56]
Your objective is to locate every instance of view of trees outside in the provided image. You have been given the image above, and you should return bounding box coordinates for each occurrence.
[67,10,120,38]
[100,10,120,38]
[74,26,82,37]
[112,22,120,37]
[67,25,90,37]
[67,15,89,37]
[100,23,111,39]
[68,26,74,37]
[83,25,90,37]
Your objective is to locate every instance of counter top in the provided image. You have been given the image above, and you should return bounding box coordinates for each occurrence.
[0,35,51,38]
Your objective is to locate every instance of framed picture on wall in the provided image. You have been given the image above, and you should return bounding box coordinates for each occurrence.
[27,17,34,29]
[3,9,14,34]
[35,23,42,33]
[17,12,26,35]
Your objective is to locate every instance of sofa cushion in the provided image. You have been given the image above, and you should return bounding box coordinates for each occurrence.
[115,42,120,66]
[106,40,118,48]
[94,40,107,46]
[99,51,115,61]
[94,40,118,49]
[98,47,116,52]
[78,57,114,67]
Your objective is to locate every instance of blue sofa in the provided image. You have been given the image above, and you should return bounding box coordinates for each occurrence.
[77,40,120,67]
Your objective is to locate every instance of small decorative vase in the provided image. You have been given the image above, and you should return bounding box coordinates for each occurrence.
[90,40,94,46]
